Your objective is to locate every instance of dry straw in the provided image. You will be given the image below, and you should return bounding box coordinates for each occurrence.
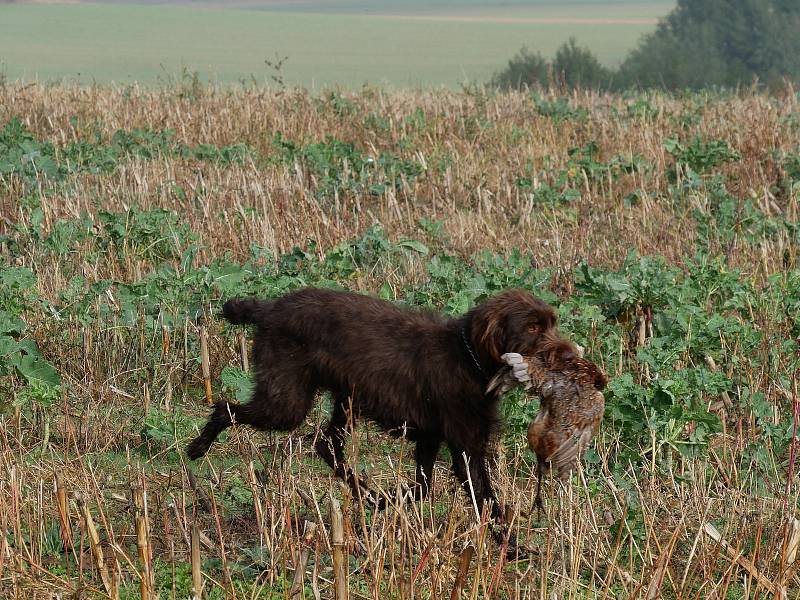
[0,82,798,597]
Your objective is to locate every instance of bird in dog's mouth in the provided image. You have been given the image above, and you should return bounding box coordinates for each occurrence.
[487,350,607,512]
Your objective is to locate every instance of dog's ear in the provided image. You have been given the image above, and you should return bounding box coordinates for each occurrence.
[470,309,505,363]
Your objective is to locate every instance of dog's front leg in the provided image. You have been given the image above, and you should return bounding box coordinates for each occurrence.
[374,436,442,510]
[449,445,528,561]
[475,459,531,561]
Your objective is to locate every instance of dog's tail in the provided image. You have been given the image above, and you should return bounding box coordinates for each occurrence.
[222,298,270,325]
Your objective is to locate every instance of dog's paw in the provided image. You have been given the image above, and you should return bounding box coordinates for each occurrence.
[369,490,394,511]
[186,437,210,461]
[504,541,536,563]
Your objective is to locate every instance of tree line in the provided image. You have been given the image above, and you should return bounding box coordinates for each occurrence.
[492,0,800,91]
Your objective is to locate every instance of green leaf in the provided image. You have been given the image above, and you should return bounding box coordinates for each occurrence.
[0,311,25,336]
[220,366,255,403]
[0,336,18,375]
[378,282,394,300]
[397,239,429,255]
[0,267,36,291]
[445,290,473,315]
[16,353,61,387]
[663,137,681,155]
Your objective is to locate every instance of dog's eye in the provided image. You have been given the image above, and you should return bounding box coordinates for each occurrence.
[528,326,539,334]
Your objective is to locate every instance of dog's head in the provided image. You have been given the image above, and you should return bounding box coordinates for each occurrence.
[468,290,559,365]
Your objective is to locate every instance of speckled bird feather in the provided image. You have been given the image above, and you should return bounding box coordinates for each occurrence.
[487,352,605,478]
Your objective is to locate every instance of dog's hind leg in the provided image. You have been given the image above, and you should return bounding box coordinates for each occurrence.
[186,401,237,460]
[187,376,314,460]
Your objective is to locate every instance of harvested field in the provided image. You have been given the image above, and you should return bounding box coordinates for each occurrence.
[0,83,799,598]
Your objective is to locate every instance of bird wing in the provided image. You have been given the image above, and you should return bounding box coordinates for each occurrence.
[546,390,605,476]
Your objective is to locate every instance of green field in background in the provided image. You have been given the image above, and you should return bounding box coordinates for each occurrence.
[0,2,673,88]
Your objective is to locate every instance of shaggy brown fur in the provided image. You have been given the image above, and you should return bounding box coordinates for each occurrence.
[187,287,564,554]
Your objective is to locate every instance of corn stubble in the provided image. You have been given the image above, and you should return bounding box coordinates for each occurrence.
[0,82,798,598]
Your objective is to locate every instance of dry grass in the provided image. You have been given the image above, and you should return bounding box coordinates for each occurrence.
[0,82,799,598]
[3,83,796,268]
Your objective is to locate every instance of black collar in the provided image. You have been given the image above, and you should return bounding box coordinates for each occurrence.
[460,324,488,380]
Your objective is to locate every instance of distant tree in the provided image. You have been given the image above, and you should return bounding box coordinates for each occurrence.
[491,38,610,91]
[490,46,549,90]
[552,38,613,90]
[618,0,800,89]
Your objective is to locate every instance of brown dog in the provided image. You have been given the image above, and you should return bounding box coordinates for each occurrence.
[187,287,564,554]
